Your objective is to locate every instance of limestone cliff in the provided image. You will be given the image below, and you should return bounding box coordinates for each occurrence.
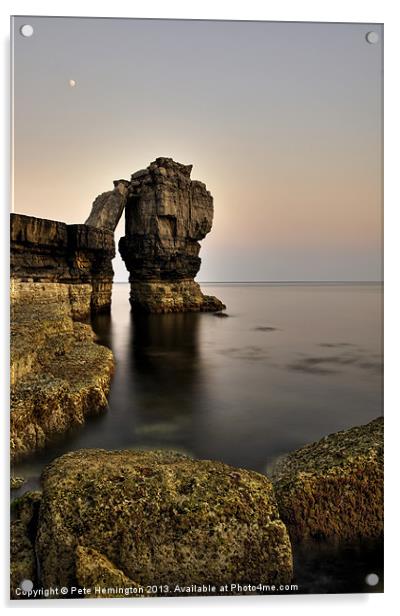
[10,214,115,460]
[119,158,225,313]
[11,213,115,317]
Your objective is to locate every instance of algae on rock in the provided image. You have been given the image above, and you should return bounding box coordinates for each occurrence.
[269,417,383,542]
[35,449,293,590]
[10,281,114,460]
[10,491,42,599]
[75,546,147,598]
[10,213,116,460]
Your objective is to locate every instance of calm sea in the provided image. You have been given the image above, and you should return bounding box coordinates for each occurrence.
[13,282,383,593]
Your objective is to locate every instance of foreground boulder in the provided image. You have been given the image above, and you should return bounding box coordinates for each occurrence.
[35,450,292,590]
[269,417,383,542]
[119,158,225,313]
[75,546,148,598]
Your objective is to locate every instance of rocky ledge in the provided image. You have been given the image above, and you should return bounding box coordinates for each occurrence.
[11,450,292,597]
[269,417,383,542]
[11,213,115,317]
[118,158,225,313]
[10,214,115,460]
[11,281,114,460]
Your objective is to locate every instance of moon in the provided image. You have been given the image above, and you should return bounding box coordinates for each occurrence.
[69,79,77,88]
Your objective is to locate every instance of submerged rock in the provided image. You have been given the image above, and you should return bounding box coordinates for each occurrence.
[119,158,225,313]
[35,450,292,590]
[269,417,383,542]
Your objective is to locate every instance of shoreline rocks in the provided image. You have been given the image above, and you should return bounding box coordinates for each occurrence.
[10,214,116,460]
[11,476,26,490]
[11,282,114,460]
[127,278,224,314]
[10,415,384,599]
[10,491,42,599]
[269,417,383,542]
[11,450,292,597]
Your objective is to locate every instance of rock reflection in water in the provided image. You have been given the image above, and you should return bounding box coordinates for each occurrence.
[127,312,205,453]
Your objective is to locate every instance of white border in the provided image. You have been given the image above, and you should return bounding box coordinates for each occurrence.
[1,1,398,614]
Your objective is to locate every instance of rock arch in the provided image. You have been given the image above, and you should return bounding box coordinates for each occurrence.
[85,158,225,313]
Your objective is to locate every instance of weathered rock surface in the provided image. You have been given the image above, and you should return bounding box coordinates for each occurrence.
[269,417,383,542]
[85,180,129,232]
[10,491,42,598]
[10,214,115,460]
[10,281,114,460]
[75,546,146,598]
[35,450,292,590]
[119,158,225,313]
[11,476,26,490]
[11,213,115,316]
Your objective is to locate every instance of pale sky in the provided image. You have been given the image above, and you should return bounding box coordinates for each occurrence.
[12,17,383,281]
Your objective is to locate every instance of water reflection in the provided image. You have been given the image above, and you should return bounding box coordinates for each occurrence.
[125,312,206,455]
[13,283,383,480]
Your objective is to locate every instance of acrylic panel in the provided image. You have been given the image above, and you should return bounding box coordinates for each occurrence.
[10,16,383,600]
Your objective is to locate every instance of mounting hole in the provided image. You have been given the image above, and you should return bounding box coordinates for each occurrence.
[20,579,33,592]
[365,573,379,586]
[366,31,379,44]
[20,24,34,38]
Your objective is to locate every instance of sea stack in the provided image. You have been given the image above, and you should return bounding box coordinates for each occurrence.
[119,158,225,313]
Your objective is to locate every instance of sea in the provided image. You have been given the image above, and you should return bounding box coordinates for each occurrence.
[13,282,383,593]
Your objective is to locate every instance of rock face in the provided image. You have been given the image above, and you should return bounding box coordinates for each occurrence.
[10,281,114,460]
[11,213,115,316]
[10,214,115,460]
[34,450,292,591]
[119,158,225,313]
[85,180,129,232]
[269,417,383,542]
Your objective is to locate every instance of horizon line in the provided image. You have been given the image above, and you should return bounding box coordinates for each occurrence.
[113,280,383,284]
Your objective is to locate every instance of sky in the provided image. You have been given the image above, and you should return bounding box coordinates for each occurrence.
[12,17,383,282]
